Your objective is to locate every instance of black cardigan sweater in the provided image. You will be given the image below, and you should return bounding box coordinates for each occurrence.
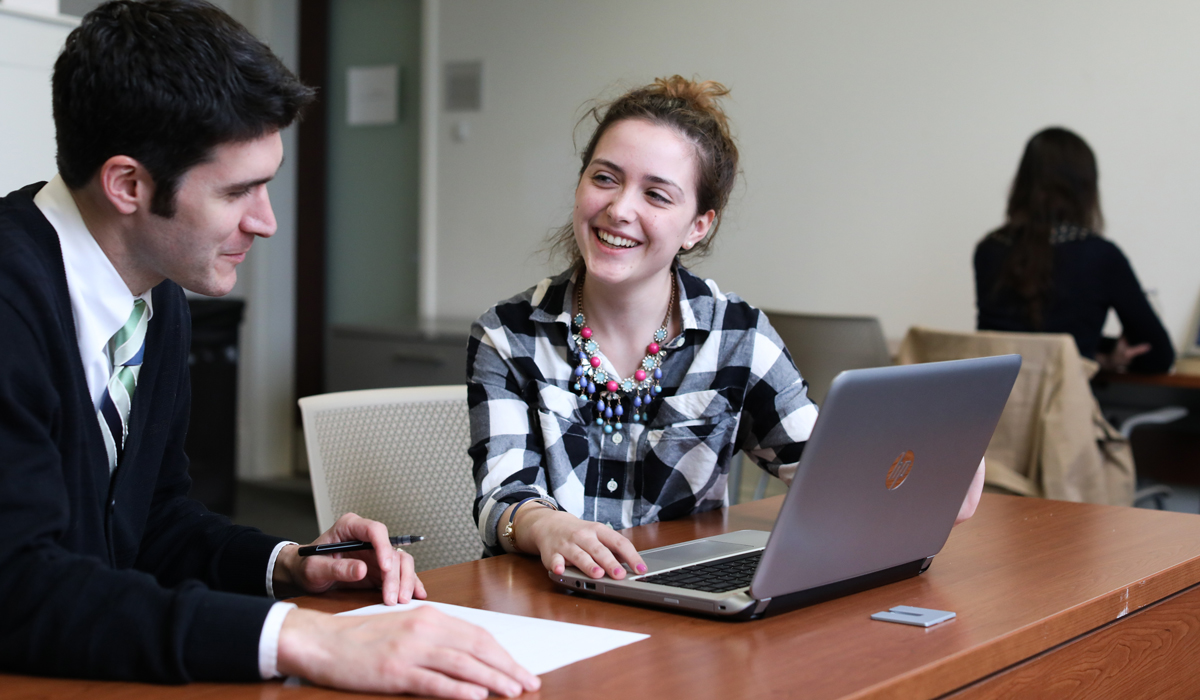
[0,184,283,682]
[974,229,1175,374]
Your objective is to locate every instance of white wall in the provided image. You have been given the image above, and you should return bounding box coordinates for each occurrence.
[0,6,75,195]
[434,0,1200,348]
[217,0,299,481]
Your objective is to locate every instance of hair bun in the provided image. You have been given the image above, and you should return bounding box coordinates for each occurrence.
[649,75,732,137]
[652,75,730,110]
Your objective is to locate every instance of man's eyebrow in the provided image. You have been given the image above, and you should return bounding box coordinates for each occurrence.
[221,158,284,194]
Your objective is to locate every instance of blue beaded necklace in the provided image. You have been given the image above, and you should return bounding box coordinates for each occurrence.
[571,269,674,436]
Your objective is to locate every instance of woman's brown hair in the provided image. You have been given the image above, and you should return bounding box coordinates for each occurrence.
[549,75,740,264]
[992,127,1103,328]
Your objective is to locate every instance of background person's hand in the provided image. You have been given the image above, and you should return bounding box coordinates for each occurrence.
[517,507,646,579]
[1096,336,1151,373]
[274,512,426,604]
[277,606,541,699]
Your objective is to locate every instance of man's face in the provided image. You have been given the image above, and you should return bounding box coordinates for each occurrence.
[129,131,282,296]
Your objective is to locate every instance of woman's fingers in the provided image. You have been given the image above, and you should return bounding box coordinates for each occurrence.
[580,534,627,579]
[562,543,605,579]
[597,528,646,575]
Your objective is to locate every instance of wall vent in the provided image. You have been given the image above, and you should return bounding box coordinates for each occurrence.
[444,60,482,112]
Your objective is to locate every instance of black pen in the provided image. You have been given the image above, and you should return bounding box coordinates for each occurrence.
[298,535,426,557]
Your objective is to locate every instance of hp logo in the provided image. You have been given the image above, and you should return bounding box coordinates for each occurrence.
[886,450,914,490]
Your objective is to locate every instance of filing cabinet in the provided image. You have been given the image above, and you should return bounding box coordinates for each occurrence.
[325,321,473,392]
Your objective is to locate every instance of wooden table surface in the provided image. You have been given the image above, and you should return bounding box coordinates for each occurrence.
[1095,370,1200,391]
[7,493,1200,699]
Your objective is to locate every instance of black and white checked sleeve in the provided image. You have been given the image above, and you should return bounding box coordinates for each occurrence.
[466,306,558,555]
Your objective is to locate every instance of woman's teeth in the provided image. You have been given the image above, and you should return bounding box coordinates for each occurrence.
[596,229,638,248]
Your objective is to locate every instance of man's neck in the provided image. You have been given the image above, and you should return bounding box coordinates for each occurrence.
[69,183,158,296]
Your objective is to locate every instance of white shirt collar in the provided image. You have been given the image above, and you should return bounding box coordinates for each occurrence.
[34,175,154,410]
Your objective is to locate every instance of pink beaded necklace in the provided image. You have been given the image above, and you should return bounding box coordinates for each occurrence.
[571,269,675,436]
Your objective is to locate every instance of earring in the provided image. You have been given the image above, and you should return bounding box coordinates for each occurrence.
[683,242,694,250]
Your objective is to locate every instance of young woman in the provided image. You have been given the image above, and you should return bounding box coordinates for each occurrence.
[469,76,985,580]
[974,127,1174,373]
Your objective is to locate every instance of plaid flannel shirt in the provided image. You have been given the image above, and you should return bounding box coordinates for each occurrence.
[467,265,817,555]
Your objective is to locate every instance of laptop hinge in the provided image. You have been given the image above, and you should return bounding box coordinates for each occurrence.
[752,598,772,616]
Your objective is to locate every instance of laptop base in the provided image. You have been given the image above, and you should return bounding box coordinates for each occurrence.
[556,555,934,621]
[745,555,935,620]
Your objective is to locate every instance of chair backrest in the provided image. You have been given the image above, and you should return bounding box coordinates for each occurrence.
[764,311,891,404]
[896,327,1134,506]
[299,385,480,571]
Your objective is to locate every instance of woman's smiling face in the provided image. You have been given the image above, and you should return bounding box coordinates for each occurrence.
[572,118,714,288]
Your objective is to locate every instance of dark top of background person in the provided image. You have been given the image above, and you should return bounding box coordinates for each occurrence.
[974,127,1174,374]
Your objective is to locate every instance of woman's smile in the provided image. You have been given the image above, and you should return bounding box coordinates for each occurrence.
[594,227,641,249]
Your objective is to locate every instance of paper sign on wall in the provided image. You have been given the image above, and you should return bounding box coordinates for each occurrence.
[347,64,398,126]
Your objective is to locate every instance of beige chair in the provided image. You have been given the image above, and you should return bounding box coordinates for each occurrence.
[896,327,1135,506]
[299,385,481,571]
[731,311,892,503]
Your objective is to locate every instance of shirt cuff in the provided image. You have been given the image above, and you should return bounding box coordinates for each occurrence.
[265,540,298,599]
[258,601,298,679]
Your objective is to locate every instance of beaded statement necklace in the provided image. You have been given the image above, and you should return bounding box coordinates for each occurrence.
[571,270,675,437]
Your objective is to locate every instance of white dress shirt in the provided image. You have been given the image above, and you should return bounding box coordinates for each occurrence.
[34,175,295,679]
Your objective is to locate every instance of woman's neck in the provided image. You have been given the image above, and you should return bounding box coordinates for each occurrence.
[578,266,679,379]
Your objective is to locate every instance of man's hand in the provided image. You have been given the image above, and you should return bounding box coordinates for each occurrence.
[954,458,987,526]
[277,606,541,699]
[274,512,426,604]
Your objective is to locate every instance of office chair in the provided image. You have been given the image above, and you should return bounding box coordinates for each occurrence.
[729,311,892,503]
[764,311,892,405]
[299,385,481,571]
[1119,406,1188,510]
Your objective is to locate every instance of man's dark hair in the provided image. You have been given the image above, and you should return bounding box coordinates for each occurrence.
[52,0,315,217]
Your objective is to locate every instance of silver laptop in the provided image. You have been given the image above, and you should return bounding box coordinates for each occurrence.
[550,355,1021,619]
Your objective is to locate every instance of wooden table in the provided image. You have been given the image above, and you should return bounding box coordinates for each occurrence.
[1095,370,1200,392]
[7,493,1200,699]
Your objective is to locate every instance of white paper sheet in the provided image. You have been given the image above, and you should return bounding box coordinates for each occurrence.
[337,600,649,675]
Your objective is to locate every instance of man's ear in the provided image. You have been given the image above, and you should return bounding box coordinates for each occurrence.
[97,156,153,215]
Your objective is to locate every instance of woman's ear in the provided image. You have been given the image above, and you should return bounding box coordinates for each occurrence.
[684,209,716,249]
[97,155,153,215]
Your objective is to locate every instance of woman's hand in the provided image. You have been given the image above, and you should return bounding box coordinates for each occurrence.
[1096,336,1152,373]
[954,458,987,526]
[515,507,647,579]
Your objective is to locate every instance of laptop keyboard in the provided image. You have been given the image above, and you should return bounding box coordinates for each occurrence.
[637,551,762,593]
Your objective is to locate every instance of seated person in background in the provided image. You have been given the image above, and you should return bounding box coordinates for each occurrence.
[0,2,537,698]
[974,127,1174,374]
[468,76,986,581]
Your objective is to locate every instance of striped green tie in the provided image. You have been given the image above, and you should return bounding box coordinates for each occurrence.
[98,299,148,473]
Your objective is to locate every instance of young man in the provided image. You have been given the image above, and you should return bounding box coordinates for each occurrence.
[0,2,538,698]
